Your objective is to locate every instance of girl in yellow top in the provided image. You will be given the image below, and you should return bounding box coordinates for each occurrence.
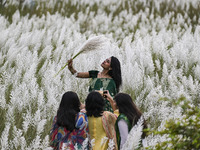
[85,91,118,150]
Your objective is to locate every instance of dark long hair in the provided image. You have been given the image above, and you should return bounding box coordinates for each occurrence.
[108,56,122,93]
[114,93,147,138]
[85,91,104,117]
[56,91,81,131]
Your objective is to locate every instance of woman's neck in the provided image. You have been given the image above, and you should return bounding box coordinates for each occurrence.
[98,69,111,78]
[101,69,109,75]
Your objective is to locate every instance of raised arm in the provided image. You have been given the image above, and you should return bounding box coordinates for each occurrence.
[67,59,90,78]
[104,91,117,111]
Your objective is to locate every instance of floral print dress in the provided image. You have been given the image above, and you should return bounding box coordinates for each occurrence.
[50,112,89,150]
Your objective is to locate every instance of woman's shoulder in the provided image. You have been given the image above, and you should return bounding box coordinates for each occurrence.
[103,111,115,116]
[117,113,128,121]
[89,70,99,78]
[51,116,58,128]
[117,114,131,125]
[89,70,99,72]
[76,112,87,120]
[75,112,88,129]
[103,111,117,122]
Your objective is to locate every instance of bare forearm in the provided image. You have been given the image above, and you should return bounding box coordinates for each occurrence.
[69,68,90,78]
[76,72,90,78]
[107,96,117,111]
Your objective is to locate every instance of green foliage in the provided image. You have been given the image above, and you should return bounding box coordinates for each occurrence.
[0,107,6,137]
[36,58,46,88]
[150,97,200,150]
[23,125,37,146]
[5,84,13,104]
[151,53,164,80]
[40,116,53,140]
[14,108,24,129]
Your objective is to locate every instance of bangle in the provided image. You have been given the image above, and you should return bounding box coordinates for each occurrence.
[73,72,78,77]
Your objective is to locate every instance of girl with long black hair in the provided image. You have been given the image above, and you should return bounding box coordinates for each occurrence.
[50,91,89,150]
[68,56,122,112]
[104,92,147,149]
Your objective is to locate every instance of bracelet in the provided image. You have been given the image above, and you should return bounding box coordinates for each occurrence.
[73,72,78,77]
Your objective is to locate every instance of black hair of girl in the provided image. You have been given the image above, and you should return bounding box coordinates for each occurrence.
[56,91,81,132]
[85,91,105,117]
[114,93,147,138]
[108,56,122,93]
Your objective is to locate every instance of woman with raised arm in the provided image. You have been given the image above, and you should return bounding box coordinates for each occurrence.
[68,56,122,112]
[50,91,89,150]
[104,92,147,149]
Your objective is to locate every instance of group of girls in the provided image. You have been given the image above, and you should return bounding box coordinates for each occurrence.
[49,56,147,150]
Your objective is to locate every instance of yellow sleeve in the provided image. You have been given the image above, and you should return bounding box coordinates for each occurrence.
[114,109,119,117]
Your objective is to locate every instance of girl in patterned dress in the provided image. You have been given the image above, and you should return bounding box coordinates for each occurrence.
[50,91,89,150]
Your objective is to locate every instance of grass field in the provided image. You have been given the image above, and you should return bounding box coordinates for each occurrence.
[0,0,200,149]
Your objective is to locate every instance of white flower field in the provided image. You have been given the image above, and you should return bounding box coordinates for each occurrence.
[0,0,200,149]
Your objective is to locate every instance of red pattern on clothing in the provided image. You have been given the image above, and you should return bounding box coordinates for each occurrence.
[50,112,89,150]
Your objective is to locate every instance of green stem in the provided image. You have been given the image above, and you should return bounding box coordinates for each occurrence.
[54,62,69,77]
[53,51,82,77]
[72,51,82,60]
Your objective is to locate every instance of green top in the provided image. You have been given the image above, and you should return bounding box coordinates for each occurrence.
[89,70,117,112]
[115,114,132,149]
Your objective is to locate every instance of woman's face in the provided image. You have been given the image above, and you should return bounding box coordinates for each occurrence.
[101,57,111,70]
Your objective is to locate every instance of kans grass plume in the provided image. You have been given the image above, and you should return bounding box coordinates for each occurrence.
[54,35,107,77]
[121,117,144,150]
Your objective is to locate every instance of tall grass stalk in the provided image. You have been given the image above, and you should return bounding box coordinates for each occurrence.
[54,36,107,77]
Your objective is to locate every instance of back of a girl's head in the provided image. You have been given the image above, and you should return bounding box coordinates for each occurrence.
[114,93,135,111]
[85,91,104,117]
[114,93,147,137]
[114,93,142,122]
[59,91,80,112]
[57,91,80,131]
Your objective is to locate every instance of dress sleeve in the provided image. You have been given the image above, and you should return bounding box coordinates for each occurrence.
[49,116,60,148]
[102,111,118,150]
[50,116,57,136]
[75,112,88,130]
[108,111,117,125]
[89,70,99,78]
[114,109,120,117]
[118,119,129,149]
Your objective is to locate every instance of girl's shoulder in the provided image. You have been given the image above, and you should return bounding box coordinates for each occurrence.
[117,114,131,128]
[117,114,129,122]
[89,70,99,78]
[75,112,88,129]
[102,111,117,123]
